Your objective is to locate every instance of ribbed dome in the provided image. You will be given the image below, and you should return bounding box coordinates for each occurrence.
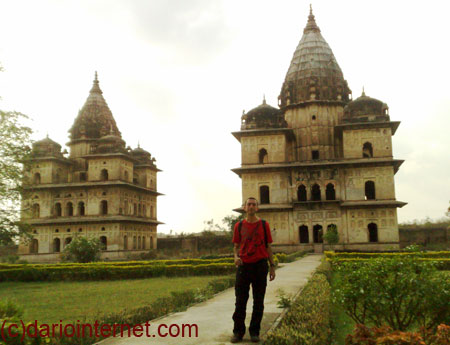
[32,136,63,157]
[279,8,351,107]
[69,73,121,141]
[344,91,389,122]
[241,98,287,130]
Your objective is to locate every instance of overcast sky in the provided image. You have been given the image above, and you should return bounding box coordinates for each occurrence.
[0,0,449,234]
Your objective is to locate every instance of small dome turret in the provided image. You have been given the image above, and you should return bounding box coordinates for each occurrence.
[343,90,389,123]
[32,135,63,157]
[241,97,287,130]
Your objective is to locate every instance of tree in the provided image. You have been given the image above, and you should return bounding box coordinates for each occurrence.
[222,213,244,231]
[0,101,33,245]
[323,224,339,250]
[62,236,101,263]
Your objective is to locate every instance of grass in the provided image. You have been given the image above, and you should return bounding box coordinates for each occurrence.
[0,275,225,324]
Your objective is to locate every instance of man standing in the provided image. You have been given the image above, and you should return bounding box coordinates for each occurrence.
[231,197,276,343]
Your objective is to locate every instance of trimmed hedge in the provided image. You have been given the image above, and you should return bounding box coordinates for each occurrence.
[264,261,331,344]
[0,263,236,282]
[328,257,450,270]
[325,251,450,259]
[275,250,308,263]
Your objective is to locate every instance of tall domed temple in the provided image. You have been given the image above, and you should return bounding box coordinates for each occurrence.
[232,8,406,251]
[19,73,162,262]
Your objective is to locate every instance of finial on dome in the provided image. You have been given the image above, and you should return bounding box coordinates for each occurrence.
[46,133,49,138]
[362,86,366,97]
[263,94,266,105]
[137,141,140,148]
[95,71,98,82]
[90,71,102,94]
[304,4,320,33]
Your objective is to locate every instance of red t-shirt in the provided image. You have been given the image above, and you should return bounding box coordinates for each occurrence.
[232,219,273,263]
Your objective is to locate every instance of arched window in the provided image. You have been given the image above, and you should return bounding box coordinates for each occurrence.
[142,236,146,249]
[32,204,40,218]
[29,239,39,254]
[100,200,108,215]
[138,236,141,249]
[54,173,60,183]
[100,236,107,250]
[150,236,154,249]
[260,185,270,204]
[78,202,85,216]
[259,148,268,164]
[143,205,147,217]
[124,170,129,181]
[365,181,376,200]
[150,206,154,218]
[66,202,73,216]
[297,185,307,201]
[124,200,128,215]
[133,236,137,249]
[313,224,323,243]
[326,183,336,200]
[100,169,108,181]
[363,142,373,158]
[123,236,128,250]
[33,173,41,184]
[368,223,378,242]
[299,225,309,243]
[311,184,321,201]
[64,237,72,247]
[53,238,61,252]
[54,203,62,217]
[133,203,137,215]
[138,204,142,216]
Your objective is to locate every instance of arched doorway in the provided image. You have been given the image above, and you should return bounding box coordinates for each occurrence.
[299,225,309,243]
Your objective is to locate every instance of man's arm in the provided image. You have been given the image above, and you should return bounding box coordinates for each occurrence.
[233,243,242,266]
[267,244,276,281]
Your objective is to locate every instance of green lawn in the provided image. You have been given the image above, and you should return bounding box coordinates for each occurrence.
[0,275,225,324]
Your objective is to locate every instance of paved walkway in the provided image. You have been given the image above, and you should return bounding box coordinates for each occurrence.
[96,254,323,345]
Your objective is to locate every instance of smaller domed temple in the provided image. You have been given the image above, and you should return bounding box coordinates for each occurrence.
[19,73,162,262]
[232,8,406,252]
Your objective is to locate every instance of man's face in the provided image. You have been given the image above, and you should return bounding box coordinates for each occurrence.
[244,199,258,215]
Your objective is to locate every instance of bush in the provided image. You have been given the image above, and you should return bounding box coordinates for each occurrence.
[264,261,332,344]
[62,237,101,263]
[332,257,450,331]
[345,323,450,345]
[324,224,339,249]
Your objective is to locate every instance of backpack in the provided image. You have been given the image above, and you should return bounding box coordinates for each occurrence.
[238,219,268,248]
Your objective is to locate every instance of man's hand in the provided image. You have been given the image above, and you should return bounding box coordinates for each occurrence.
[269,266,276,281]
[234,257,243,267]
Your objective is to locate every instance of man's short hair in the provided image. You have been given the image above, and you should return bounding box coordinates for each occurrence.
[244,197,258,206]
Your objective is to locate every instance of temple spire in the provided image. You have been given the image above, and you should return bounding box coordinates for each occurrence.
[304,5,320,33]
[90,71,102,94]
[362,86,366,97]
[263,94,266,105]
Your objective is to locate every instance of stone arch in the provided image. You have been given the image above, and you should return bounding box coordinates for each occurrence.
[133,236,137,249]
[311,184,321,201]
[326,183,336,200]
[32,203,40,218]
[54,203,62,216]
[150,236,154,249]
[100,236,107,250]
[142,236,146,249]
[297,184,307,201]
[53,238,61,252]
[313,224,323,243]
[77,202,85,216]
[33,172,41,184]
[66,202,73,216]
[363,142,373,158]
[124,170,129,181]
[100,200,108,215]
[29,239,39,254]
[299,225,309,243]
[368,223,378,242]
[100,169,109,181]
[259,148,268,164]
[64,237,72,247]
[123,235,128,250]
[365,181,376,200]
[260,185,270,204]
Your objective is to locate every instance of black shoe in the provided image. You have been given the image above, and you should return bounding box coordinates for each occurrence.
[230,334,243,343]
[250,335,260,343]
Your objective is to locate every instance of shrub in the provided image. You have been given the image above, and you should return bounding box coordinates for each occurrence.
[332,257,450,331]
[62,237,101,263]
[324,224,339,249]
[264,261,331,344]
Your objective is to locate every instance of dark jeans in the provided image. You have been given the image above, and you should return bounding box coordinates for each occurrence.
[232,259,268,337]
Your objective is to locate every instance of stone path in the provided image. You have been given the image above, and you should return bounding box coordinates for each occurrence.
[96,254,323,345]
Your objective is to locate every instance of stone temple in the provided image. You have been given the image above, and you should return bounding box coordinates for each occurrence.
[232,9,406,252]
[19,73,162,262]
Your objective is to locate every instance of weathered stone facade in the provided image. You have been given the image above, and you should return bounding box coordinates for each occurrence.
[232,9,406,252]
[19,74,162,262]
